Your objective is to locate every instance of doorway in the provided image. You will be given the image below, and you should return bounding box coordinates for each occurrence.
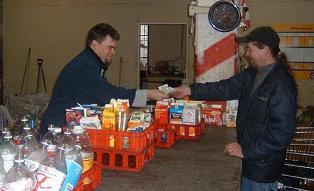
[138,23,187,89]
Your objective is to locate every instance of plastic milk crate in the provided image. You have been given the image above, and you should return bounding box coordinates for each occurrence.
[74,162,102,191]
[154,121,180,148]
[86,124,154,152]
[93,144,154,172]
[174,119,206,141]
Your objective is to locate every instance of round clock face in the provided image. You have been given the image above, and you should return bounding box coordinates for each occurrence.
[208,0,241,32]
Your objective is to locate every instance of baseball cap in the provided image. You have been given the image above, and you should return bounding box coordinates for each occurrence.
[236,26,280,50]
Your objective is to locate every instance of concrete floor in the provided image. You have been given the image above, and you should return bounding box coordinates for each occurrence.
[95,127,242,191]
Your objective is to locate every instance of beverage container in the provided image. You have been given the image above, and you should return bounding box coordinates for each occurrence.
[1,154,36,191]
[19,121,40,152]
[57,128,76,155]
[29,118,40,141]
[11,118,24,150]
[60,145,83,191]
[0,155,6,187]
[71,125,94,172]
[0,132,21,173]
[40,124,60,156]
[24,141,49,172]
[0,127,9,145]
[0,113,8,144]
[21,133,41,157]
[35,145,67,191]
[52,126,62,142]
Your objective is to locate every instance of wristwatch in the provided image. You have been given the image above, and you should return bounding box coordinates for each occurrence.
[208,0,241,32]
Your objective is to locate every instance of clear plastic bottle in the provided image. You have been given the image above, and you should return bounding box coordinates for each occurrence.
[20,119,41,153]
[28,118,40,141]
[1,154,36,191]
[0,155,6,188]
[0,113,8,145]
[40,124,59,156]
[11,118,24,150]
[60,144,83,191]
[35,145,67,191]
[57,128,75,154]
[21,133,41,157]
[0,127,9,145]
[0,132,21,173]
[24,141,49,172]
[52,126,62,143]
[72,125,94,173]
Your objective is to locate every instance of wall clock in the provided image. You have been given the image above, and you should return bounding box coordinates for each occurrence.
[208,0,241,32]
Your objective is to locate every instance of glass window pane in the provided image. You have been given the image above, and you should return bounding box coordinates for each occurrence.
[140,57,147,65]
[143,25,148,35]
[140,48,147,57]
[141,25,145,35]
[140,47,145,56]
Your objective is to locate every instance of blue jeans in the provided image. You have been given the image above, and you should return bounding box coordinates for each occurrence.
[240,176,278,191]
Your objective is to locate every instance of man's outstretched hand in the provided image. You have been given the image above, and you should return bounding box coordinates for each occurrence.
[170,85,191,99]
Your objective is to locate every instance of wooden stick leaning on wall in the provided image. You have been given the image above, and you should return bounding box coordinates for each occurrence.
[118,57,123,86]
[20,47,32,94]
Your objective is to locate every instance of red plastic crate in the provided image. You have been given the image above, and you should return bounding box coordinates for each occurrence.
[154,125,179,148]
[172,120,205,141]
[86,124,154,152]
[93,145,154,172]
[74,163,102,191]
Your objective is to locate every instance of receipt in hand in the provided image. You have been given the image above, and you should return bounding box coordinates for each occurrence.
[158,84,175,94]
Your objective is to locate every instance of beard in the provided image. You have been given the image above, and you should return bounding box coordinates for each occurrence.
[248,62,257,68]
[104,61,110,70]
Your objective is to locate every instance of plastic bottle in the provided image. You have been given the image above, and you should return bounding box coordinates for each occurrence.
[35,145,67,191]
[0,113,8,145]
[40,124,59,156]
[71,125,94,173]
[60,145,83,191]
[1,154,36,191]
[19,119,41,153]
[24,140,49,172]
[0,155,6,188]
[22,123,38,143]
[0,132,21,173]
[53,126,62,143]
[29,118,40,141]
[11,118,24,150]
[0,127,9,145]
[21,133,41,157]
[57,128,76,155]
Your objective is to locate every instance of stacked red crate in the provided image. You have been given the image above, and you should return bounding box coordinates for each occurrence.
[154,121,180,148]
[93,145,154,172]
[86,125,155,172]
[74,162,102,191]
[173,119,206,141]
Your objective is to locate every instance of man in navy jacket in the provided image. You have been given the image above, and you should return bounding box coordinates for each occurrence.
[172,26,297,191]
[40,23,168,135]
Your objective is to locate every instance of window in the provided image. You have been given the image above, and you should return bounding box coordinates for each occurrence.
[139,24,149,69]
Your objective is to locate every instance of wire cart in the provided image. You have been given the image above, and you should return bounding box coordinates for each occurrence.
[279,127,314,191]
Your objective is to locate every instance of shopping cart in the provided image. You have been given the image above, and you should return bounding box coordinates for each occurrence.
[279,127,314,191]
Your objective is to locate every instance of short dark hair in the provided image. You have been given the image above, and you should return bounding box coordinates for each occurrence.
[85,23,120,47]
